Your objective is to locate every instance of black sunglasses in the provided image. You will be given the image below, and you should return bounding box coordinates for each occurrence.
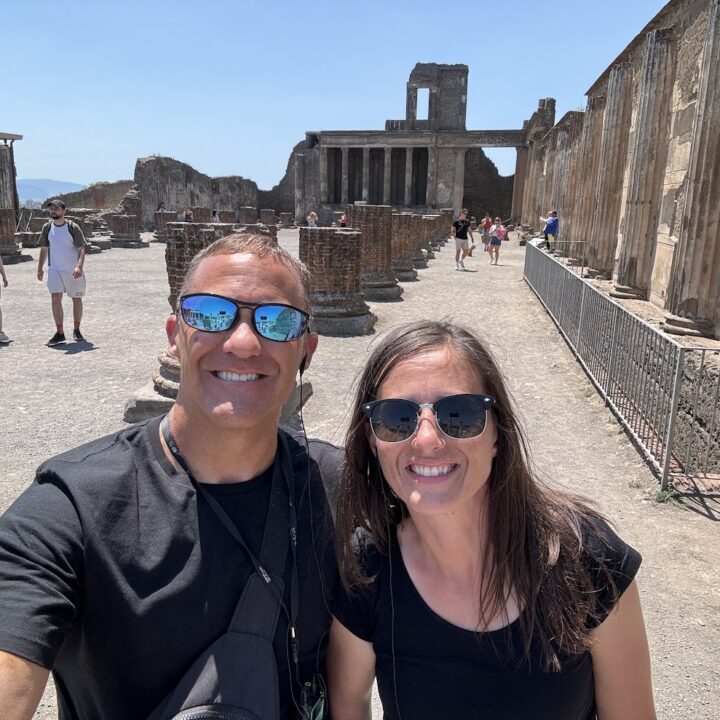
[178,293,310,342]
[362,393,496,443]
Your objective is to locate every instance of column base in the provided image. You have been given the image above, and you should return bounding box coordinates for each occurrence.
[663,313,715,338]
[92,237,113,250]
[360,271,404,302]
[0,250,32,264]
[610,283,647,300]
[111,236,150,249]
[312,314,377,336]
[393,267,419,282]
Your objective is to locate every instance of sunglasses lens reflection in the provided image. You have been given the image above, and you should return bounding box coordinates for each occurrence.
[370,400,419,442]
[254,305,307,341]
[181,295,237,331]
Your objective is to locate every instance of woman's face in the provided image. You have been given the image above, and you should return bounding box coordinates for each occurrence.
[368,347,498,519]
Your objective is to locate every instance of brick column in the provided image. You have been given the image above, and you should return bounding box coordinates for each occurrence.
[346,204,402,301]
[362,147,370,203]
[613,28,675,299]
[404,147,413,207]
[238,207,258,224]
[279,212,294,227]
[665,0,720,337]
[410,214,428,269]
[391,213,418,281]
[110,215,146,248]
[383,147,392,205]
[154,210,178,243]
[299,227,376,335]
[260,209,276,225]
[294,152,305,224]
[420,215,438,259]
[0,208,22,263]
[192,207,212,223]
[341,147,349,206]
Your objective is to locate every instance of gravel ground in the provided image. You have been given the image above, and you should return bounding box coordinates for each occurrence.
[1,230,718,719]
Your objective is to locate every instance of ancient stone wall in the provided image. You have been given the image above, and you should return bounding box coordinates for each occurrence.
[519,0,720,339]
[0,145,19,214]
[133,157,258,227]
[50,180,134,211]
[462,148,514,220]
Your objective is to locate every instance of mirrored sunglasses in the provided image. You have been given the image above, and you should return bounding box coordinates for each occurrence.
[179,293,310,342]
[362,393,496,443]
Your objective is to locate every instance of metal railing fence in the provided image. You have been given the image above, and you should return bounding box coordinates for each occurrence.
[523,242,720,489]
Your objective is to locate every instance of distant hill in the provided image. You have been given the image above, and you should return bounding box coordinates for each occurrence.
[17,179,86,203]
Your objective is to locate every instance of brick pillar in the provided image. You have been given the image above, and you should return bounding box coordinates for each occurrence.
[260,209,276,225]
[346,204,403,301]
[238,207,258,224]
[0,208,21,262]
[404,147,413,207]
[154,210,178,242]
[420,215,439,258]
[613,28,675,299]
[383,147,392,205]
[665,0,720,338]
[110,214,146,248]
[299,227,376,335]
[279,212,294,227]
[218,210,236,223]
[410,214,428,268]
[192,207,212,223]
[391,213,418,281]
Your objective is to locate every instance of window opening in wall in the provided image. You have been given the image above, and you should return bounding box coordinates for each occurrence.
[416,88,429,121]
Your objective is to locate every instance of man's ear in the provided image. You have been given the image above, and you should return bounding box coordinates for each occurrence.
[299,331,319,373]
[166,313,179,357]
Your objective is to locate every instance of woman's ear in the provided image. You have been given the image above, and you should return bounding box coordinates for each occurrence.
[365,423,377,457]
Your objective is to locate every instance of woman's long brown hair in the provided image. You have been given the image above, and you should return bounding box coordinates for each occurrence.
[336,320,615,671]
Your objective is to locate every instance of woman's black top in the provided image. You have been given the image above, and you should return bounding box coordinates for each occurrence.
[333,517,641,720]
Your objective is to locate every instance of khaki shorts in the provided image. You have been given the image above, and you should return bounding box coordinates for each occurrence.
[454,237,469,250]
[48,268,86,298]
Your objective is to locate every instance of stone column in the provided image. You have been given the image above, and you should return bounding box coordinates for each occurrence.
[0,145,19,213]
[362,147,370,202]
[260,209,276,225]
[665,1,720,337]
[279,212,294,227]
[452,148,467,215]
[346,204,403,301]
[294,152,305,224]
[238,207,258,224]
[191,207,212,223]
[511,146,529,223]
[299,227,376,335]
[0,208,23,264]
[426,144,437,207]
[613,28,675,299]
[404,147,414,207]
[319,146,328,204]
[383,147,392,204]
[341,147,349,206]
[587,64,633,277]
[154,210,178,242]
[110,215,146,248]
[410,215,428,269]
[391,213,418,281]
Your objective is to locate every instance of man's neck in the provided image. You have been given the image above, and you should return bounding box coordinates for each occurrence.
[163,406,278,484]
[52,218,66,226]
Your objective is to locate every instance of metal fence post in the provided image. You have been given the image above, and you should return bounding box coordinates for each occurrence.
[605,303,620,406]
[575,282,587,355]
[661,347,685,490]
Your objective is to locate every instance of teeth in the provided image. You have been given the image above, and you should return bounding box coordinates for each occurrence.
[409,464,455,477]
[214,371,261,382]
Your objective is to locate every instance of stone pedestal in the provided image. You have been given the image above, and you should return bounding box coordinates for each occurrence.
[279,212,294,227]
[410,215,428,269]
[260,209,276,225]
[391,213,419,281]
[15,231,38,248]
[154,210,178,242]
[110,215,147,248]
[0,208,30,263]
[238,206,258,224]
[120,188,142,224]
[299,227,376,335]
[218,210,236,223]
[346,204,403,301]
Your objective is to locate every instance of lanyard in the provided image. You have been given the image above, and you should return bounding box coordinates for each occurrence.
[159,415,301,656]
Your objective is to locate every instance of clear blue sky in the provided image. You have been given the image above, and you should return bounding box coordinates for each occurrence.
[4,0,667,189]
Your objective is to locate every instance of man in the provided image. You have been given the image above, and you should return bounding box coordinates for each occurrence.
[452,208,474,271]
[37,199,88,345]
[539,210,559,253]
[0,234,340,719]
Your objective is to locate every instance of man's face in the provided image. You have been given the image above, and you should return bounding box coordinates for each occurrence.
[167,252,318,436]
[48,204,65,220]
[460,212,467,220]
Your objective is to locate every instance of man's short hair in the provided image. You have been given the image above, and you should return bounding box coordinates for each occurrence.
[460,208,468,214]
[46,199,66,209]
[178,233,313,311]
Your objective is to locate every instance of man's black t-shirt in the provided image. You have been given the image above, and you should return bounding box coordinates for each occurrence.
[0,416,340,720]
[334,518,641,720]
[452,218,470,239]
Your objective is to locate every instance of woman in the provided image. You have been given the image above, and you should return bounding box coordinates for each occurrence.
[308,211,318,227]
[489,216,506,265]
[329,320,655,720]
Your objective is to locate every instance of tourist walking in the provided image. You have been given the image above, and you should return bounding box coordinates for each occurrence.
[328,320,655,720]
[489,216,507,265]
[307,211,318,227]
[540,210,559,253]
[0,234,339,720]
[37,199,88,345]
[452,208,474,271]
[0,253,8,344]
[480,213,492,253]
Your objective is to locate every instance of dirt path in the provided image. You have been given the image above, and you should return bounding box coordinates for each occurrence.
[1,231,717,718]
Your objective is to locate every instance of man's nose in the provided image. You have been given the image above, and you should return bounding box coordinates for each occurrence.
[222,310,262,356]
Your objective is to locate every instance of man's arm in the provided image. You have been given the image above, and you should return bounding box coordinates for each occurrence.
[0,651,49,720]
[37,247,48,281]
[74,245,86,279]
[0,255,7,287]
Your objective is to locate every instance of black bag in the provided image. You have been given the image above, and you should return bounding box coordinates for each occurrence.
[149,419,293,720]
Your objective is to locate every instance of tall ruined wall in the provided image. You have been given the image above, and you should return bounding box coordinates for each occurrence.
[0,145,19,213]
[133,157,259,226]
[49,180,135,211]
[520,0,720,339]
[462,148,514,221]
[257,140,303,215]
